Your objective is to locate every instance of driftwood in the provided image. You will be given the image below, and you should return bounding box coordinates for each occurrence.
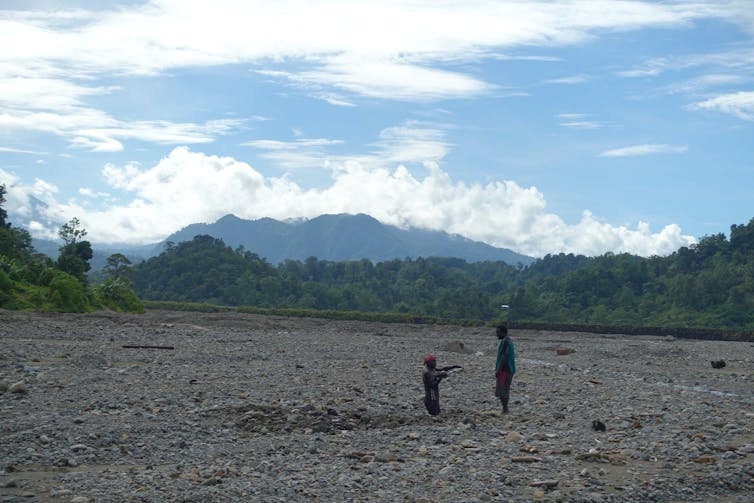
[122,345,175,350]
[530,479,559,489]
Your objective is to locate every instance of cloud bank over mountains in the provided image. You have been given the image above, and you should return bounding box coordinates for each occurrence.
[1,146,694,258]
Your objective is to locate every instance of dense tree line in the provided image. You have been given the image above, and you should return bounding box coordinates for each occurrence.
[0,184,142,313]
[133,236,512,320]
[132,217,754,329]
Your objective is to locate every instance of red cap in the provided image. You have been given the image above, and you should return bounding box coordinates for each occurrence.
[423,354,437,364]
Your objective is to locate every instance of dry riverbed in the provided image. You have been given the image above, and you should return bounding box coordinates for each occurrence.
[1,309,753,502]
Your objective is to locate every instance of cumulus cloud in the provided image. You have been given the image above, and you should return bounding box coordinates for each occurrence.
[598,144,688,157]
[689,91,754,120]
[2,148,695,257]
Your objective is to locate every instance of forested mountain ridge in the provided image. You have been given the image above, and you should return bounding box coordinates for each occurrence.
[165,213,534,266]
[132,216,754,330]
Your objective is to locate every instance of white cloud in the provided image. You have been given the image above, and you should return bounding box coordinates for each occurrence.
[544,74,589,85]
[557,114,607,129]
[2,147,695,257]
[244,123,451,172]
[664,74,744,95]
[243,139,344,150]
[371,123,452,165]
[560,212,693,257]
[0,0,745,155]
[0,106,246,152]
[0,63,245,152]
[559,121,604,129]
[618,47,754,80]
[0,0,725,104]
[598,144,688,157]
[689,91,754,120]
[291,57,495,102]
[0,146,44,154]
[313,92,356,107]
[78,187,109,198]
[242,138,345,170]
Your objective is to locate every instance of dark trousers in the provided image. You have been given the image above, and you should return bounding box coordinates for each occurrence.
[495,371,513,409]
[424,389,441,415]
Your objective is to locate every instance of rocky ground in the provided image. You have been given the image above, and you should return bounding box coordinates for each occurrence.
[1,309,753,502]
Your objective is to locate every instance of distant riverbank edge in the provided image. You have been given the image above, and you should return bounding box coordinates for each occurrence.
[142,300,754,342]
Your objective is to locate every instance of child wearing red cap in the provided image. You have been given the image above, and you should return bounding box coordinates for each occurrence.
[422,354,461,416]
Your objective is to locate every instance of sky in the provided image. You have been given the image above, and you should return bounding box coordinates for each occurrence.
[1,0,753,258]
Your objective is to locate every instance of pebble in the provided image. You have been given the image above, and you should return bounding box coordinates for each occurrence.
[8,381,27,394]
[0,310,752,502]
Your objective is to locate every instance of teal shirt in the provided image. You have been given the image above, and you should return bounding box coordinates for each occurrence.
[495,336,516,374]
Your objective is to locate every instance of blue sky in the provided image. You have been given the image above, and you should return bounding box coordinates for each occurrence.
[1,1,753,257]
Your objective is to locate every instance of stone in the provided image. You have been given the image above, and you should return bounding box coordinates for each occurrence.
[8,381,27,394]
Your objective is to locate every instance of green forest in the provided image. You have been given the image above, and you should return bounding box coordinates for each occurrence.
[2,182,754,333]
[131,218,754,331]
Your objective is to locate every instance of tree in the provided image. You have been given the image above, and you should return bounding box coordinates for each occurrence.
[104,253,133,281]
[59,217,87,245]
[56,218,93,284]
[0,184,9,228]
[730,217,754,253]
[0,184,34,260]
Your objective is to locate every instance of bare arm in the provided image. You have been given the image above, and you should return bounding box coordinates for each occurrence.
[438,365,462,372]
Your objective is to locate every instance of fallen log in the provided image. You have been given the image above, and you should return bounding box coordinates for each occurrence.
[530,479,559,489]
[122,345,175,350]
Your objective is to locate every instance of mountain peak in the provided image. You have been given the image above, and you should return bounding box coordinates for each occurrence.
[163,213,533,266]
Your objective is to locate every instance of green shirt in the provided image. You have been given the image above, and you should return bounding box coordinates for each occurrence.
[495,336,516,374]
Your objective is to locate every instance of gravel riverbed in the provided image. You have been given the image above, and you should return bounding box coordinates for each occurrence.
[1,309,753,502]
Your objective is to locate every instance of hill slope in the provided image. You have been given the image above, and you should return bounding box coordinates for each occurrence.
[165,213,534,265]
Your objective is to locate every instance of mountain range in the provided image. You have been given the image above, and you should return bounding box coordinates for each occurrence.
[32,213,534,268]
[165,214,533,266]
